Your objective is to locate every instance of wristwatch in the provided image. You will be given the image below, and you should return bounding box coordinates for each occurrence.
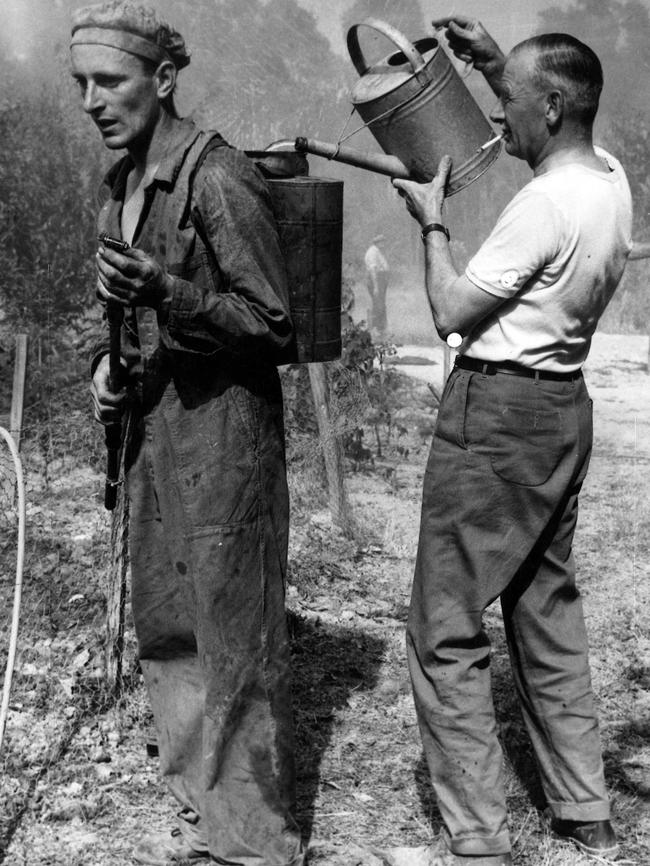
[421,222,450,242]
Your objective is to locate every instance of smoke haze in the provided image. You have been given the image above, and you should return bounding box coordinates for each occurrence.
[2,0,649,340]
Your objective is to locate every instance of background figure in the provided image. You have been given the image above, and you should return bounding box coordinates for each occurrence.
[72,2,303,864]
[390,13,632,866]
[364,233,390,335]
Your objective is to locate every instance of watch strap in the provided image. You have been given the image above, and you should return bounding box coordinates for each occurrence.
[421,222,450,242]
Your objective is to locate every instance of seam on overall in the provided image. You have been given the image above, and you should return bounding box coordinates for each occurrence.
[250,398,273,703]
[158,409,193,570]
[186,517,257,538]
[228,386,258,454]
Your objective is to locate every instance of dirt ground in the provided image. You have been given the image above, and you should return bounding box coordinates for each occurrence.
[0,333,648,865]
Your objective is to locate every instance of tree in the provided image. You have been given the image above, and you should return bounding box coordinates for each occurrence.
[0,0,349,340]
[536,0,650,123]
[0,63,106,338]
[535,0,650,333]
[158,0,346,147]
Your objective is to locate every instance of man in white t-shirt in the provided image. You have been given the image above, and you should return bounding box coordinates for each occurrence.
[390,18,632,866]
[364,234,390,334]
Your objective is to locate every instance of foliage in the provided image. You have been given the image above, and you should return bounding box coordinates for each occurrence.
[0,58,107,463]
[533,0,650,235]
[536,0,650,122]
[151,0,346,146]
[339,318,376,375]
[331,322,405,461]
[0,0,352,465]
[281,314,410,491]
[533,0,650,333]
[0,69,102,338]
[1,0,649,479]
[1,335,649,864]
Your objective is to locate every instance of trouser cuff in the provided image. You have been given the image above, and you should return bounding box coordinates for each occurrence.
[547,800,611,822]
[446,829,511,857]
[176,808,209,853]
[176,807,305,866]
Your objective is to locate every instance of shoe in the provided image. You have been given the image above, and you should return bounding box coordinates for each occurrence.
[377,839,513,865]
[551,818,620,861]
[133,827,211,865]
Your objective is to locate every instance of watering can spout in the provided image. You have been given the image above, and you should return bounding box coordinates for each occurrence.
[295,137,412,181]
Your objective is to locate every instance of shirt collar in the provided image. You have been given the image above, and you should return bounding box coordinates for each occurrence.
[155,118,203,185]
[102,118,204,197]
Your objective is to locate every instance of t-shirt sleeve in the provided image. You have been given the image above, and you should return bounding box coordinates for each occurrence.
[465,188,566,298]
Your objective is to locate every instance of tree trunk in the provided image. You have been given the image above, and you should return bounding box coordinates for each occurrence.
[10,335,28,448]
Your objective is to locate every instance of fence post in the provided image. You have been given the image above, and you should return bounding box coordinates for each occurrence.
[10,335,28,448]
[308,362,354,537]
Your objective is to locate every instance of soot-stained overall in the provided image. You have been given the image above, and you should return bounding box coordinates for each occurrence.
[94,119,303,866]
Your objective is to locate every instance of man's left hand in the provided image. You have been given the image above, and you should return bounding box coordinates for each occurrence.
[96,244,173,309]
[392,155,452,226]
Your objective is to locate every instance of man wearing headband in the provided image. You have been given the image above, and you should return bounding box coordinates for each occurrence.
[70,3,302,865]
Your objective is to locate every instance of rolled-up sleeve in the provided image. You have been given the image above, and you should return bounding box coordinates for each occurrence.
[162,148,292,358]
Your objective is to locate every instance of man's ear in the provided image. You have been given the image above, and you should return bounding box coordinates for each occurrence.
[545,89,564,128]
[155,60,177,100]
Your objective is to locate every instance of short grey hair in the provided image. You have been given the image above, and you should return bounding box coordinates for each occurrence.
[513,33,603,125]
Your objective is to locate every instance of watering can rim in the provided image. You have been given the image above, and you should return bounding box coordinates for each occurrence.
[347,18,440,76]
[347,18,444,104]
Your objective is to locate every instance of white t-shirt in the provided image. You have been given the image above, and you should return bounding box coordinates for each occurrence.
[365,244,389,273]
[464,148,632,371]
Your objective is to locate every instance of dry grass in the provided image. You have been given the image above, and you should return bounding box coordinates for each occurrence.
[0,337,648,864]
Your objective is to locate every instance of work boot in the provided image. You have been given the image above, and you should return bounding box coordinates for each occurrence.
[377,836,513,865]
[551,818,620,861]
[133,827,211,865]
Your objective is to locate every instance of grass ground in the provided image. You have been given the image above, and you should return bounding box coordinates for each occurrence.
[0,333,648,865]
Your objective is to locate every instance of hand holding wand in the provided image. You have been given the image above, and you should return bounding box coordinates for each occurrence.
[98,234,129,510]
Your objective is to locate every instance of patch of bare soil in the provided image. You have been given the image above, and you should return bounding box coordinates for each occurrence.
[0,334,648,865]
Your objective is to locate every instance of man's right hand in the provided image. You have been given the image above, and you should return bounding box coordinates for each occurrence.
[432,16,506,93]
[90,353,127,425]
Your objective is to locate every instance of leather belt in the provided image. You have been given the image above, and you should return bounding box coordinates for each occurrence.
[454,355,582,382]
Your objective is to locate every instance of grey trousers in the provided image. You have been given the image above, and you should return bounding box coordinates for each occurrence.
[407,366,610,857]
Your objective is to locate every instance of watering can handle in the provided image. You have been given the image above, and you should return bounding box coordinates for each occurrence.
[347,18,429,83]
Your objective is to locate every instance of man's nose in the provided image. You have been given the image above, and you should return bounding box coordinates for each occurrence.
[489,100,505,125]
[83,82,102,114]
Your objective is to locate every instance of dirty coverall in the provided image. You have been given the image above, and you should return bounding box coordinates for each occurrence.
[94,120,303,866]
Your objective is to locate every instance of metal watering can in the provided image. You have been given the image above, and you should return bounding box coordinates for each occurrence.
[297,18,501,196]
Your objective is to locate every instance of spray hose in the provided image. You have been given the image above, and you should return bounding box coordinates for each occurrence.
[0,426,26,757]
